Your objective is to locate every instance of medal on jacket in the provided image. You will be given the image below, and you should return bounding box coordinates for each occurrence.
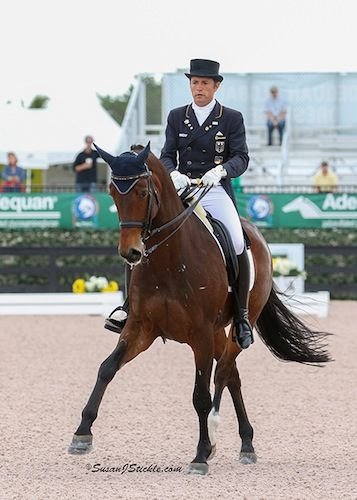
[214,156,224,164]
[215,131,226,153]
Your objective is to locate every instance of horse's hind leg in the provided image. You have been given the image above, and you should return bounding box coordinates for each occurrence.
[187,339,214,476]
[227,365,256,464]
[68,328,155,455]
[210,326,256,464]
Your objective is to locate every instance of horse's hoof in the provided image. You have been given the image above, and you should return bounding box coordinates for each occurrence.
[239,451,257,464]
[68,434,93,455]
[187,462,209,475]
[207,444,216,461]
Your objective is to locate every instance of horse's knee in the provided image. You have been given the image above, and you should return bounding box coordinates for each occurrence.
[193,372,212,414]
[193,389,211,415]
[98,341,127,383]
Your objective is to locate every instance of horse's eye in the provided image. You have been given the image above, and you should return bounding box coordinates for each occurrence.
[139,189,148,198]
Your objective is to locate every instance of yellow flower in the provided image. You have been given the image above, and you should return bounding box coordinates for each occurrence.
[72,278,86,293]
[102,280,119,293]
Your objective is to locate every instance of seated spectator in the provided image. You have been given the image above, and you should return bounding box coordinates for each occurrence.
[313,161,338,193]
[264,86,287,146]
[1,152,26,192]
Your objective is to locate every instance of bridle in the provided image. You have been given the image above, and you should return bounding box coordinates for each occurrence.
[111,166,158,242]
[111,164,211,257]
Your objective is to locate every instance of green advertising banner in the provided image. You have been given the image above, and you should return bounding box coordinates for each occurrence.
[0,193,118,230]
[0,191,357,229]
[235,192,357,228]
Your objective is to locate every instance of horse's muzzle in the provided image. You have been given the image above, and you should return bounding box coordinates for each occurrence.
[121,247,142,265]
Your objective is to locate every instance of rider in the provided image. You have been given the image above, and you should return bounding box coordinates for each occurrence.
[105,58,253,349]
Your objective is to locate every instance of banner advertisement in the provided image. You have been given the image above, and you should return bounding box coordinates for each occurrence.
[0,193,118,230]
[236,192,357,229]
[0,191,356,230]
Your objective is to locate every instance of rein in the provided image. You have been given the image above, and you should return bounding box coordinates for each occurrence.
[111,169,211,257]
[142,185,211,257]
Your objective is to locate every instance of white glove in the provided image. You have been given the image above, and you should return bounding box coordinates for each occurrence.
[200,165,227,187]
[170,170,190,191]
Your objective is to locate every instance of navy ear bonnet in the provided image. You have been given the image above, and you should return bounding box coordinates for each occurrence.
[94,142,151,194]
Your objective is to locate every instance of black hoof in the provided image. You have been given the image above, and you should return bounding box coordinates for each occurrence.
[187,462,209,475]
[68,434,93,455]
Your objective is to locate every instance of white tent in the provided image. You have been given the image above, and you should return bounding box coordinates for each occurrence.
[0,95,121,170]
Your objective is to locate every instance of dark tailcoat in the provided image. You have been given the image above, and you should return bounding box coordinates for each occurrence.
[160,101,249,205]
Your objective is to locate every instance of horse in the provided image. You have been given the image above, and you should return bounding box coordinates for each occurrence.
[68,143,331,475]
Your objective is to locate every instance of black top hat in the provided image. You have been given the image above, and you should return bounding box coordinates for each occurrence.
[185,59,223,82]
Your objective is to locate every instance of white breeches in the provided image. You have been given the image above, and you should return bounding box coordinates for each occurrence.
[200,185,244,255]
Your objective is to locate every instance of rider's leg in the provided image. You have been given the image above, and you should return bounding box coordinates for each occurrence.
[235,247,253,349]
[200,186,253,349]
[104,265,131,334]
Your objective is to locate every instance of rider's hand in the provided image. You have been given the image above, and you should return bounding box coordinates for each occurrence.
[200,165,227,187]
[170,170,190,191]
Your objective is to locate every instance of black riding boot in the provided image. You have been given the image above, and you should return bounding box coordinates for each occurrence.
[104,265,131,334]
[234,248,254,349]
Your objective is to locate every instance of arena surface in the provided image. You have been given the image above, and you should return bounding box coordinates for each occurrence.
[0,301,356,500]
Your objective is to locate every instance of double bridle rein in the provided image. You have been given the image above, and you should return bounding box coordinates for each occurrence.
[111,165,211,257]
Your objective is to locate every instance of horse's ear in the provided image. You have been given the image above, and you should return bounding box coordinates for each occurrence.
[136,141,151,164]
[93,143,115,167]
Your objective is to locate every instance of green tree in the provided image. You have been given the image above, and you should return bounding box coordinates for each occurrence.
[28,95,50,108]
[144,76,162,125]
[98,76,162,126]
[97,86,133,125]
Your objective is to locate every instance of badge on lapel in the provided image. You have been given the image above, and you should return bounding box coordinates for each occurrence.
[215,131,226,153]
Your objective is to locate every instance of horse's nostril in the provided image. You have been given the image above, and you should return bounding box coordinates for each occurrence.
[127,248,142,263]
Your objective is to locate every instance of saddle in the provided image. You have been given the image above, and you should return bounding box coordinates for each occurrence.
[182,193,251,292]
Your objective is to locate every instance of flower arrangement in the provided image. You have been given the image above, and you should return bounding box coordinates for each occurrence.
[272,257,307,278]
[72,276,119,293]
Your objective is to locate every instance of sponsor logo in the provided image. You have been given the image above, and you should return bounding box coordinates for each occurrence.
[247,195,273,221]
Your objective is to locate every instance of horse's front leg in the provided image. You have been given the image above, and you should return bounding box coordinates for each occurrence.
[187,336,214,475]
[68,326,155,455]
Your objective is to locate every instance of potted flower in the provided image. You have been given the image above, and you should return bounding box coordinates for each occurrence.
[272,257,306,294]
[72,276,119,294]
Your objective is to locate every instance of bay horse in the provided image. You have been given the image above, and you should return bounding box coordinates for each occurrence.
[68,143,331,474]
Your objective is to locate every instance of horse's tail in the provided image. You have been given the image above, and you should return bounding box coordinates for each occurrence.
[255,285,332,365]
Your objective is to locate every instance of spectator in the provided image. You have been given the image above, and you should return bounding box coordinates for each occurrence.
[264,86,287,146]
[313,161,338,193]
[1,152,26,192]
[73,135,99,192]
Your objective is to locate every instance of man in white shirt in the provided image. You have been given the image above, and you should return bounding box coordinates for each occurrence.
[264,86,287,146]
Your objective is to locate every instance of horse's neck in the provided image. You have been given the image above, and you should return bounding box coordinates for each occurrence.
[149,183,196,261]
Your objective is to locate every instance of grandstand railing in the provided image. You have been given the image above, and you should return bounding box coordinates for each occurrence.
[22,185,357,194]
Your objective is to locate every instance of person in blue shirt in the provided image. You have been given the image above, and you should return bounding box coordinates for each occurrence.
[1,152,26,192]
[264,86,287,146]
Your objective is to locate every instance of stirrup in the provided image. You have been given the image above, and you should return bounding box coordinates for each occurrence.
[104,305,128,335]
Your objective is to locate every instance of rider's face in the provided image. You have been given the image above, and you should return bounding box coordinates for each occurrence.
[190,77,220,107]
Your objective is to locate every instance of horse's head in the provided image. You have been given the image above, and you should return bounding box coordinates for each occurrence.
[95,142,160,265]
